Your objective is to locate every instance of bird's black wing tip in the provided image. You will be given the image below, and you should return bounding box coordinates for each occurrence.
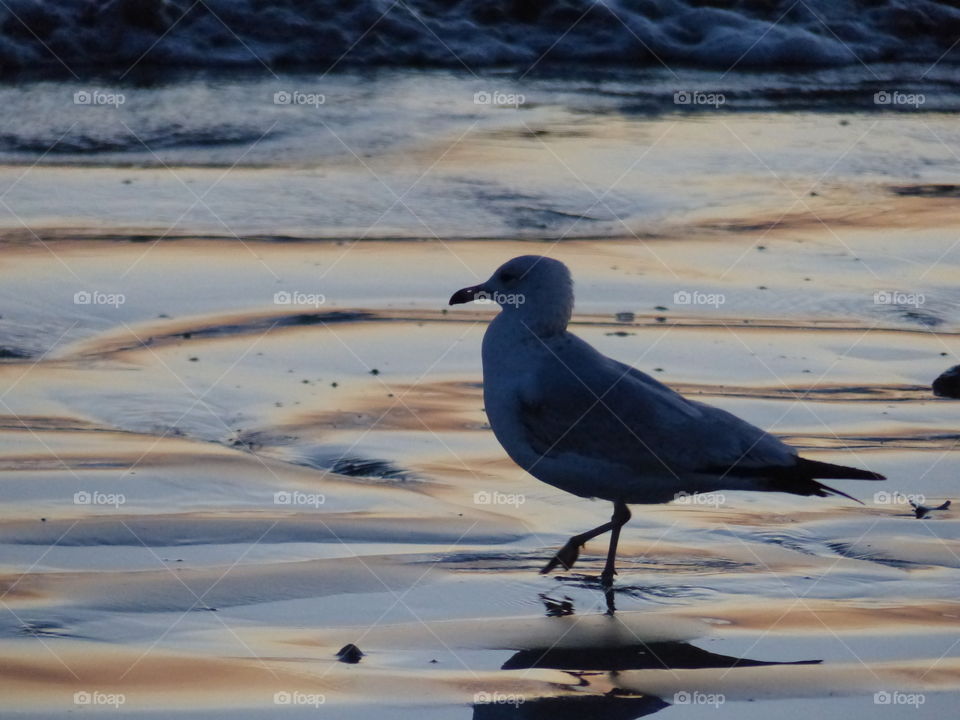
[704,457,883,504]
[794,457,886,482]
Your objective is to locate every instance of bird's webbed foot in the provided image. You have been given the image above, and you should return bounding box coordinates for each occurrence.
[540,538,582,574]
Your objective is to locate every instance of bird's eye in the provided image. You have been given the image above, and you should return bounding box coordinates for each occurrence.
[499,271,517,283]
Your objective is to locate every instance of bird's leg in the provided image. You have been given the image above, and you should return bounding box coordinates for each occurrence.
[540,520,616,575]
[603,586,617,615]
[541,501,632,577]
[599,501,631,588]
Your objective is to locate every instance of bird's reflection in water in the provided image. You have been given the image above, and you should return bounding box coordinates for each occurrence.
[471,595,820,720]
[473,693,668,720]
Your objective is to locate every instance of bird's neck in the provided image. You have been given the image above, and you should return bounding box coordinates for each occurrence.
[483,311,564,379]
[507,314,566,341]
[497,303,571,339]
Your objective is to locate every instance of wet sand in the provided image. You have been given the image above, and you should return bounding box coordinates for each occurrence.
[2,104,960,718]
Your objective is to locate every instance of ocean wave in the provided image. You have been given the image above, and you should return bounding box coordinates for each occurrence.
[0,124,269,154]
[1,0,958,74]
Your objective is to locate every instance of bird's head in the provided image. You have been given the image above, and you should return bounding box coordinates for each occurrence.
[448,255,574,335]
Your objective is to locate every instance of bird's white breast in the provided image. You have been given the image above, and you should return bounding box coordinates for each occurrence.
[480,313,543,467]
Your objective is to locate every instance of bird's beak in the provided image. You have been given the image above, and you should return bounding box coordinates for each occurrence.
[449,284,484,305]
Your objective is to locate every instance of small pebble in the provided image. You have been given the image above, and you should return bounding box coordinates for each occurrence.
[336,643,364,664]
[932,364,960,398]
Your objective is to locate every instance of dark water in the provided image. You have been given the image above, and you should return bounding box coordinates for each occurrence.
[2,0,960,72]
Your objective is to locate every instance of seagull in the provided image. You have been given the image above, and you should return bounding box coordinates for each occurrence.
[450,255,885,590]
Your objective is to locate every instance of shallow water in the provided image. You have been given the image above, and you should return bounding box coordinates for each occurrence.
[2,67,960,718]
[2,65,960,241]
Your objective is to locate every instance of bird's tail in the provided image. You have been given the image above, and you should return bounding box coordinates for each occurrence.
[793,457,886,481]
[767,457,885,505]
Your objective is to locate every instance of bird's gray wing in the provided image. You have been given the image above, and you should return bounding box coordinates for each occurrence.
[517,334,795,477]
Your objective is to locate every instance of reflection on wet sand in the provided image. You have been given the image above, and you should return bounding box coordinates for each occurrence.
[476,608,819,719]
[500,637,819,672]
[473,694,669,720]
[2,227,958,716]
